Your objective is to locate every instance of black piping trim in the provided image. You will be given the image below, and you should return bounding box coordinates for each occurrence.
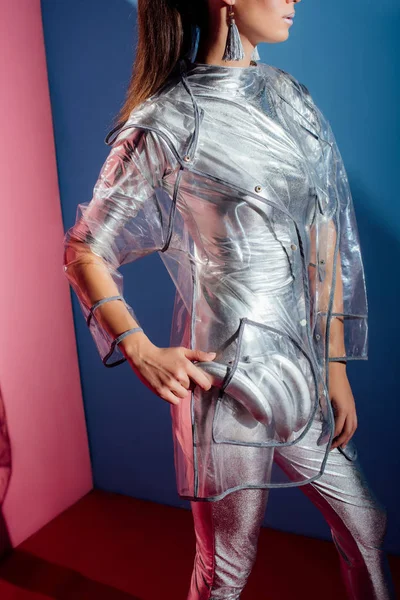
[104,121,127,146]
[179,462,332,501]
[160,167,181,253]
[328,357,368,362]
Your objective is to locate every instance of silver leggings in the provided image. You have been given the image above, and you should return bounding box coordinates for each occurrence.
[187,416,396,600]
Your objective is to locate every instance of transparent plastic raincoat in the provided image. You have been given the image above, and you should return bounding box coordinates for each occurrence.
[63,57,368,501]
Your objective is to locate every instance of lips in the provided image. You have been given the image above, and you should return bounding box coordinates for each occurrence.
[283,13,295,25]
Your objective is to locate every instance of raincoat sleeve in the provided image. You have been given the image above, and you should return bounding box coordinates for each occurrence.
[63,127,172,367]
[301,84,368,362]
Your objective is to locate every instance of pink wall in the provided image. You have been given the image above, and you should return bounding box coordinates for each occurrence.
[0,0,92,547]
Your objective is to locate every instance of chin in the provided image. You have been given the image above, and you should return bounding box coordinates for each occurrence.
[278,30,290,42]
[263,30,290,44]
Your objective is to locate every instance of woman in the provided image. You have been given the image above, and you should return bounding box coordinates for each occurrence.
[63,0,396,598]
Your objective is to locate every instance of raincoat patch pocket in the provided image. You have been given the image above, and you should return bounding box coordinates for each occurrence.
[313,312,369,362]
[198,317,321,448]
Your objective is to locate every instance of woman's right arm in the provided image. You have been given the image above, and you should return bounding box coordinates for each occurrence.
[63,128,215,404]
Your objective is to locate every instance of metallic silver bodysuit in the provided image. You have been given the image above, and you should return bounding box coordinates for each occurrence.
[63,57,395,598]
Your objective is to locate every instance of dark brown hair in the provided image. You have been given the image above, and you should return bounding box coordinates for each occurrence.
[112,0,209,130]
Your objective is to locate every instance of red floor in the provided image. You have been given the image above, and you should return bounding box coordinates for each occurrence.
[0,489,398,599]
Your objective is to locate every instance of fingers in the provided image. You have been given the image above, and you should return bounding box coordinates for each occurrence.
[171,367,191,391]
[330,414,358,450]
[333,410,346,441]
[161,388,186,406]
[161,357,215,404]
[155,366,192,405]
[131,345,217,406]
[168,376,192,399]
[185,360,214,391]
[183,348,217,362]
[183,347,217,391]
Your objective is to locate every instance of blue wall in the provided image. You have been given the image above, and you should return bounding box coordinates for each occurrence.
[42,0,400,553]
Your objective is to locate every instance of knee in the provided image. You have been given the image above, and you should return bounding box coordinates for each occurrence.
[352,501,388,550]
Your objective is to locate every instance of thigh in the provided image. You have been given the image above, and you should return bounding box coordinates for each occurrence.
[191,486,270,567]
[273,414,387,542]
[273,416,397,600]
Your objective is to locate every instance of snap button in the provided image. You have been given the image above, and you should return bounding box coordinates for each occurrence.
[300,318,307,326]
[290,243,297,251]
[183,155,191,162]
[315,333,321,340]
[255,185,262,193]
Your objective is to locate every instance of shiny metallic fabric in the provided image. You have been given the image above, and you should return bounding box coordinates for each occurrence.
[63,57,369,500]
[188,416,395,599]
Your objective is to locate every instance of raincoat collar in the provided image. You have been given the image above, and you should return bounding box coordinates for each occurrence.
[182,57,263,98]
[179,57,323,141]
[105,56,324,157]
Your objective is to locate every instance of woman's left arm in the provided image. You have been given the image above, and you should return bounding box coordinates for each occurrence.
[328,246,358,451]
[301,83,367,451]
[317,219,358,451]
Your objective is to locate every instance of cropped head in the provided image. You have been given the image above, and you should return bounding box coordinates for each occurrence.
[115,0,301,126]
[215,0,301,46]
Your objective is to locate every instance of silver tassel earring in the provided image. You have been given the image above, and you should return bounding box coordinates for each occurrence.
[251,45,260,61]
[222,3,245,61]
